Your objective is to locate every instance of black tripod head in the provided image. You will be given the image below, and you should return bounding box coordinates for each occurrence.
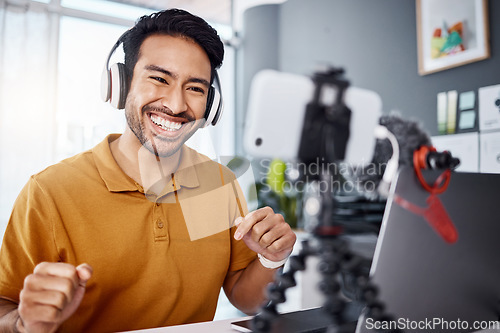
[298,67,352,174]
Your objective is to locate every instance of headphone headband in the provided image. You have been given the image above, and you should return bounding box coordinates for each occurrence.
[104,29,130,71]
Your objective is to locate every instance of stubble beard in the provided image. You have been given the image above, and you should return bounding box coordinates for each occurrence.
[125,104,202,158]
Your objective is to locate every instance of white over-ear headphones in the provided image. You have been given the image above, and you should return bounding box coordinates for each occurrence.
[202,71,224,127]
[100,31,224,127]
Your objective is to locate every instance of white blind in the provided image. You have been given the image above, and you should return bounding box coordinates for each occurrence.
[0,4,54,236]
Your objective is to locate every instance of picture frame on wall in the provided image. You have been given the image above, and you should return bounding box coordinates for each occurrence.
[416,0,490,76]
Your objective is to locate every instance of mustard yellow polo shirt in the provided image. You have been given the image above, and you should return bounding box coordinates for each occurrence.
[0,134,256,332]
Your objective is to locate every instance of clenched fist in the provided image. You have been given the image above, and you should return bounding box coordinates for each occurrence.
[17,262,93,333]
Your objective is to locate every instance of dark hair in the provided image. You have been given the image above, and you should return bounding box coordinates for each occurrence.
[122,8,224,83]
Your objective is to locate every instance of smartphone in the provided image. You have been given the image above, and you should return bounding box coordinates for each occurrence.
[243,70,382,166]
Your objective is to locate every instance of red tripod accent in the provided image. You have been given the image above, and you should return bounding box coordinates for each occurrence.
[394,146,458,244]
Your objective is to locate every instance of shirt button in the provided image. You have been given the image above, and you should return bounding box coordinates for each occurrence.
[155,202,160,207]
[157,220,164,229]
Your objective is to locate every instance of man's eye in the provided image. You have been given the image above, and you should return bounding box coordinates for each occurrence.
[189,87,205,94]
[151,76,167,84]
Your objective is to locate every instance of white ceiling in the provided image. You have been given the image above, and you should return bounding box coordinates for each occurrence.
[109,0,232,25]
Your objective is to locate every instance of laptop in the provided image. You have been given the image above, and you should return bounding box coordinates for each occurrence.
[356,167,500,333]
[231,307,330,333]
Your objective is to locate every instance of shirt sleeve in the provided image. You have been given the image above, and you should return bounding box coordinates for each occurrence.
[0,176,60,302]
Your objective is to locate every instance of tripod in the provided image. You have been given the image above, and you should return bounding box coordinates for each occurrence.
[251,68,399,333]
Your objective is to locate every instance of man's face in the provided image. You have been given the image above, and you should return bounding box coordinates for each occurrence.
[124,34,212,157]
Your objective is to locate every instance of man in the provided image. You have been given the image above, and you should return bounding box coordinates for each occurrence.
[0,9,296,333]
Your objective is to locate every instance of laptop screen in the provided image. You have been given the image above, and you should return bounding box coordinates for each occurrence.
[357,166,500,333]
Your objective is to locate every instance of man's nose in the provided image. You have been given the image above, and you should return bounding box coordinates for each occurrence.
[161,87,187,114]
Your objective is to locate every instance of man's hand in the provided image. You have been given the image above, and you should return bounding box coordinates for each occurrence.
[234,206,296,263]
[17,262,93,333]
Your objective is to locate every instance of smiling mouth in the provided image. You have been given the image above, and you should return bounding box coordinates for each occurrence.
[149,113,184,131]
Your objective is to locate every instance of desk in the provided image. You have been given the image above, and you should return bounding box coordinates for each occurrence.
[122,317,497,333]
[121,317,250,333]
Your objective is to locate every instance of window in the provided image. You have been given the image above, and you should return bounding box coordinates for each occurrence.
[61,0,152,21]
[0,0,236,234]
[56,16,128,160]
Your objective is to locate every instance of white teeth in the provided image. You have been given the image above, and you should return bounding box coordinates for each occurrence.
[149,114,183,131]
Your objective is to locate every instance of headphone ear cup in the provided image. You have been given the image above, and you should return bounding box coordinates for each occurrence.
[100,66,111,102]
[203,86,223,127]
[109,63,128,109]
[204,86,215,127]
[210,89,223,126]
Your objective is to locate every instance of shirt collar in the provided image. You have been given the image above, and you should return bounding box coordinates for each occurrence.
[173,145,202,189]
[93,134,203,193]
[93,134,139,192]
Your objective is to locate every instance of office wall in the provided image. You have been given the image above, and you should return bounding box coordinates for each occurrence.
[236,4,280,154]
[240,0,500,138]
